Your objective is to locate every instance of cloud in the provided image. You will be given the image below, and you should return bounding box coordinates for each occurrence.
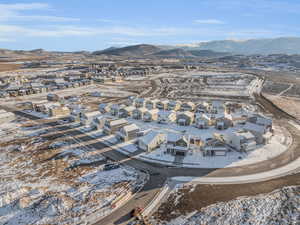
[194,19,225,25]
[0,3,79,22]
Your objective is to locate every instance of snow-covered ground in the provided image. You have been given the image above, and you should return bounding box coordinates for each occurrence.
[0,120,140,225]
[154,185,299,225]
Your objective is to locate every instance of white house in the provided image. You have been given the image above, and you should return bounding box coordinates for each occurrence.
[157,110,177,124]
[80,111,101,127]
[243,122,270,144]
[116,123,140,142]
[166,133,190,156]
[203,138,227,156]
[138,131,166,152]
[103,118,128,135]
[143,109,159,122]
[218,131,256,152]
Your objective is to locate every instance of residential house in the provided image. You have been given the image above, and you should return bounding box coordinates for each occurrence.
[248,115,272,130]
[134,98,146,108]
[157,110,176,124]
[103,118,128,135]
[99,103,112,114]
[143,109,159,122]
[203,138,227,156]
[167,100,181,111]
[166,133,190,156]
[156,100,169,110]
[138,131,166,152]
[180,102,195,112]
[116,123,140,142]
[195,102,207,113]
[80,111,100,127]
[195,118,209,129]
[145,99,160,110]
[49,106,70,118]
[225,112,248,126]
[132,107,148,120]
[176,111,194,126]
[119,106,135,118]
[243,122,271,144]
[110,104,121,116]
[217,131,256,152]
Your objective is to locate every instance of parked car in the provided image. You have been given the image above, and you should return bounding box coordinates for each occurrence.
[103,163,120,171]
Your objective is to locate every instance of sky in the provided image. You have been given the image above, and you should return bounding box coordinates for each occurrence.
[0,0,300,51]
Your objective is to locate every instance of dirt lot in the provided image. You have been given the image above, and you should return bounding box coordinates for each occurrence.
[154,173,300,221]
[264,94,300,120]
[0,63,21,72]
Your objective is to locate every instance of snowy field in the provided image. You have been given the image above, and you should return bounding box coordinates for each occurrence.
[152,185,299,225]
[0,119,140,225]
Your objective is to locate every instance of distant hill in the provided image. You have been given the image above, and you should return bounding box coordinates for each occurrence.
[92,44,162,57]
[180,37,300,55]
[152,48,195,58]
[92,44,230,58]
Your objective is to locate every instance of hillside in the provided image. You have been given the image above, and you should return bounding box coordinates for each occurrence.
[92,44,162,57]
[182,37,300,55]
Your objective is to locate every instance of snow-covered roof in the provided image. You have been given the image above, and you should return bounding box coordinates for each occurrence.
[244,122,265,133]
[139,131,163,145]
[110,119,128,126]
[84,111,100,118]
[122,123,139,132]
[146,108,159,114]
[167,132,182,142]
[178,111,194,118]
[236,131,255,140]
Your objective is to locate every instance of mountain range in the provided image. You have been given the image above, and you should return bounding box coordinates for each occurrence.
[2,37,300,57]
[179,37,300,55]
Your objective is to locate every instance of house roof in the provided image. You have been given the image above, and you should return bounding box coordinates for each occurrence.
[84,111,100,118]
[110,118,128,126]
[123,123,139,132]
[244,122,265,133]
[140,131,163,145]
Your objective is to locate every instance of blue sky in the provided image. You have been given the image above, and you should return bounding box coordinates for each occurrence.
[0,0,299,51]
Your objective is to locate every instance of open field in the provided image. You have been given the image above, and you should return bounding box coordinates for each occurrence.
[0,63,22,72]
